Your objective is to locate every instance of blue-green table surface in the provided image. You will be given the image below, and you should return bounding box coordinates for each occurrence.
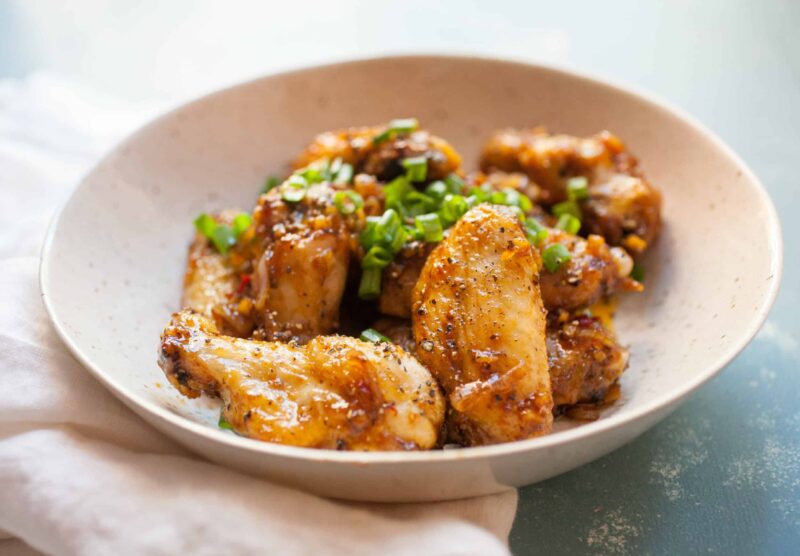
[2,1,797,553]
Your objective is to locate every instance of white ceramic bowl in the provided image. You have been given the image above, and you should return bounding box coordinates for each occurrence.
[40,55,782,502]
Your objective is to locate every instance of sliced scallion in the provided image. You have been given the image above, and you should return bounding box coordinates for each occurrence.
[556,213,581,235]
[360,328,391,343]
[567,176,589,201]
[358,267,383,299]
[415,213,444,242]
[402,156,428,183]
[333,190,363,214]
[542,243,572,272]
[372,118,419,145]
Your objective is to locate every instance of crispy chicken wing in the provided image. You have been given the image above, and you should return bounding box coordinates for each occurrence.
[547,313,629,406]
[181,210,256,337]
[251,183,354,342]
[480,128,662,252]
[160,310,445,450]
[412,205,553,445]
[294,126,462,183]
[539,228,640,312]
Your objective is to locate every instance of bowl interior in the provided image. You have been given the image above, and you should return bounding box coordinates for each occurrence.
[41,56,780,457]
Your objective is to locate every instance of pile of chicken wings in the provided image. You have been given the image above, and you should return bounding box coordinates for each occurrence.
[159,120,661,451]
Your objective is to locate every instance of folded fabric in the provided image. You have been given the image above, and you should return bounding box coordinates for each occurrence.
[0,74,516,556]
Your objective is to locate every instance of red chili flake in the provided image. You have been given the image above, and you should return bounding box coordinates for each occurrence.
[235,274,252,295]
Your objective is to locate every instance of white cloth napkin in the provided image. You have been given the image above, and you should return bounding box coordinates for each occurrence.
[0,73,517,556]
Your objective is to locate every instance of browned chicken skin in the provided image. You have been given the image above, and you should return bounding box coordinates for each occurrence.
[539,228,640,313]
[294,126,462,183]
[160,310,445,450]
[547,313,629,407]
[412,205,553,445]
[480,128,662,252]
[251,183,355,342]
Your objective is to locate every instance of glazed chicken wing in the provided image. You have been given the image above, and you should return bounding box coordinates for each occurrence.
[412,205,553,445]
[182,210,256,337]
[294,125,462,183]
[480,128,662,252]
[378,240,435,318]
[160,310,444,450]
[251,183,353,342]
[547,313,629,407]
[539,228,640,312]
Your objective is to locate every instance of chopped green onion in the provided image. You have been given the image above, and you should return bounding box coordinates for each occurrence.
[358,267,383,299]
[425,181,448,200]
[524,217,549,246]
[360,216,382,250]
[194,213,238,255]
[210,226,236,254]
[631,262,645,282]
[328,157,343,179]
[404,224,424,241]
[384,176,415,212]
[467,186,490,203]
[219,412,234,430]
[281,175,308,203]
[401,191,437,219]
[194,213,217,237]
[552,200,582,219]
[415,213,444,242]
[299,165,325,184]
[542,243,572,272]
[262,176,281,193]
[556,213,581,235]
[402,156,428,182]
[333,162,354,184]
[360,328,391,343]
[232,213,252,237]
[444,173,466,194]
[439,194,470,226]
[567,176,589,201]
[333,190,363,214]
[373,118,419,145]
[282,186,306,203]
[362,246,393,269]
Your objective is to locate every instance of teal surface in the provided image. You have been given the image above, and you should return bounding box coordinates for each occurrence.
[1,1,797,554]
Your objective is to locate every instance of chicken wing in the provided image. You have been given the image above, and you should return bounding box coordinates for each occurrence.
[294,125,462,183]
[480,128,662,252]
[378,240,435,318]
[539,228,640,312]
[160,310,445,450]
[251,183,353,342]
[547,313,629,407]
[181,210,256,337]
[412,205,553,445]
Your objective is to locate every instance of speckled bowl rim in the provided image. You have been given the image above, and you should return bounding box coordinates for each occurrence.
[40,53,783,465]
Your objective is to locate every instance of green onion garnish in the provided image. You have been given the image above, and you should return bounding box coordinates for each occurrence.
[425,181,448,200]
[567,176,589,201]
[384,176,415,212]
[444,173,466,194]
[373,118,419,145]
[232,213,253,236]
[362,246,394,269]
[360,328,391,343]
[358,267,383,299]
[262,176,281,193]
[415,213,444,242]
[556,213,581,235]
[552,200,582,219]
[402,156,428,183]
[333,190,363,214]
[631,262,645,282]
[542,243,572,272]
[281,175,308,203]
[333,162,354,184]
[219,412,234,430]
[439,194,470,227]
[194,212,251,255]
[524,217,549,246]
